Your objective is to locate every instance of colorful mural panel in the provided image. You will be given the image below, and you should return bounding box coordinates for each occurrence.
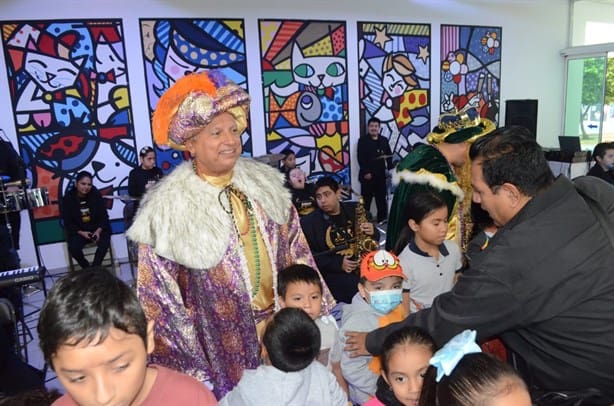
[440,25,502,122]
[358,22,431,159]
[259,20,350,185]
[1,20,137,244]
[139,19,250,172]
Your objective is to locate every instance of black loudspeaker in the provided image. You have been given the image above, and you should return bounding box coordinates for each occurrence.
[505,99,538,139]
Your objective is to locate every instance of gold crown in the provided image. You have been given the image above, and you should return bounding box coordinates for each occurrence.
[427,107,496,144]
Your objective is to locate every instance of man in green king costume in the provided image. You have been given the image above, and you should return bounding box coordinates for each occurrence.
[386,106,496,253]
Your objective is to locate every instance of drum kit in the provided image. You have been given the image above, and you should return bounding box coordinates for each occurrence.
[0,177,50,214]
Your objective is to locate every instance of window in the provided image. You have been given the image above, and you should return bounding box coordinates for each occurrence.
[562,50,614,149]
[562,1,614,150]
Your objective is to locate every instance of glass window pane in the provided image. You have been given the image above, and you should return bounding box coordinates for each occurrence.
[563,56,606,150]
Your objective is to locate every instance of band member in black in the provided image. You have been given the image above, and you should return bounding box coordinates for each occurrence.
[300,176,379,304]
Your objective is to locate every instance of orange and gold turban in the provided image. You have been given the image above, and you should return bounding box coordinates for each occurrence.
[152,70,250,150]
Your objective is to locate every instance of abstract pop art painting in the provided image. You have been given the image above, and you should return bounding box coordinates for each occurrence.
[259,20,350,186]
[1,20,137,243]
[358,22,431,159]
[440,25,502,122]
[139,19,250,172]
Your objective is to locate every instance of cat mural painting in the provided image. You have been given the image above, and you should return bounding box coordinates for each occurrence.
[127,70,335,399]
[267,40,350,182]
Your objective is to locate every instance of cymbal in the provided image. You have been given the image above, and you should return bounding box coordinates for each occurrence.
[103,195,140,201]
[1,178,31,188]
[375,154,393,160]
[254,153,285,165]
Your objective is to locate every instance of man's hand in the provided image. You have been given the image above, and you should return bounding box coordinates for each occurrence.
[341,256,359,274]
[344,331,369,357]
[363,173,373,181]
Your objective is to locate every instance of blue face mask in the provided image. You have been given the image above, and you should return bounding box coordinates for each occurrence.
[368,289,403,314]
[606,162,614,171]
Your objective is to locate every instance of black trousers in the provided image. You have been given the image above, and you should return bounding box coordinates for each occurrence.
[361,179,388,222]
[67,230,111,269]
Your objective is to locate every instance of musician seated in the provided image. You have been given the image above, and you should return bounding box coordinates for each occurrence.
[61,171,111,269]
[300,176,379,305]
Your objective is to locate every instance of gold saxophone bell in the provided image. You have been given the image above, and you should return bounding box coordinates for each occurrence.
[352,196,379,262]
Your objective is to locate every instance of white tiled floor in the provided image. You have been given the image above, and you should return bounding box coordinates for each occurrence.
[17,263,136,394]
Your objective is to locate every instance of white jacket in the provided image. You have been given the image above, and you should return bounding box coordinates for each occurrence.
[219,362,348,406]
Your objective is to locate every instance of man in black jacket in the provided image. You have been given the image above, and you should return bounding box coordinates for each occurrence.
[345,127,614,401]
[300,176,379,304]
[587,141,614,185]
[0,138,24,270]
[357,117,393,223]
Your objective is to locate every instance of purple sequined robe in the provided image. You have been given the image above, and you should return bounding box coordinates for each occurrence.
[127,159,335,399]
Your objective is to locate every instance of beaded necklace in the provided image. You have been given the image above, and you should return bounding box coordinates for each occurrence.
[193,161,262,298]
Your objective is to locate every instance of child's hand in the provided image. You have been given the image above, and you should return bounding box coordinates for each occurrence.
[344,331,369,357]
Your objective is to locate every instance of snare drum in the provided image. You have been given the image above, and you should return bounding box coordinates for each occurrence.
[0,191,26,212]
[27,187,50,208]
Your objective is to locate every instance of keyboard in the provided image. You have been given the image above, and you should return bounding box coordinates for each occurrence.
[0,266,44,288]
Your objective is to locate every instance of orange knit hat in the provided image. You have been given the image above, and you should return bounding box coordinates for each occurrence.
[360,250,406,282]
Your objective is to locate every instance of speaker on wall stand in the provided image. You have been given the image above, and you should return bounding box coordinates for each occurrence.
[505,99,538,139]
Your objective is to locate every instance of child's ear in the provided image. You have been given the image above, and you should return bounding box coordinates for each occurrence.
[260,343,270,365]
[408,219,419,232]
[278,296,287,308]
[357,283,369,303]
[146,320,155,355]
[381,371,390,386]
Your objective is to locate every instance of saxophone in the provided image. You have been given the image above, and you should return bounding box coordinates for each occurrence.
[352,196,380,260]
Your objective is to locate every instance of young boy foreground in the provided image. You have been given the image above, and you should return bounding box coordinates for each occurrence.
[37,269,217,406]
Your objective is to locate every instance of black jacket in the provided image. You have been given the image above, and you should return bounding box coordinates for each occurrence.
[61,186,110,235]
[0,140,24,182]
[587,163,614,185]
[357,136,392,183]
[128,166,163,198]
[367,176,614,398]
[300,202,380,303]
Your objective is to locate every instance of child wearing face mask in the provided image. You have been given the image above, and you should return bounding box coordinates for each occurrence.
[339,250,407,405]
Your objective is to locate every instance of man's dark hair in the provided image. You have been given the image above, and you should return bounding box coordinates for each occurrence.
[37,268,148,369]
[277,264,322,298]
[262,307,320,372]
[469,126,554,197]
[281,148,295,158]
[314,176,340,193]
[592,142,614,161]
[368,117,381,126]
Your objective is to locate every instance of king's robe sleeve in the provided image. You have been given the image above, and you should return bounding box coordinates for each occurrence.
[136,243,212,384]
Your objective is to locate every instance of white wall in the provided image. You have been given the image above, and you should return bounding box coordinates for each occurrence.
[0,0,571,270]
